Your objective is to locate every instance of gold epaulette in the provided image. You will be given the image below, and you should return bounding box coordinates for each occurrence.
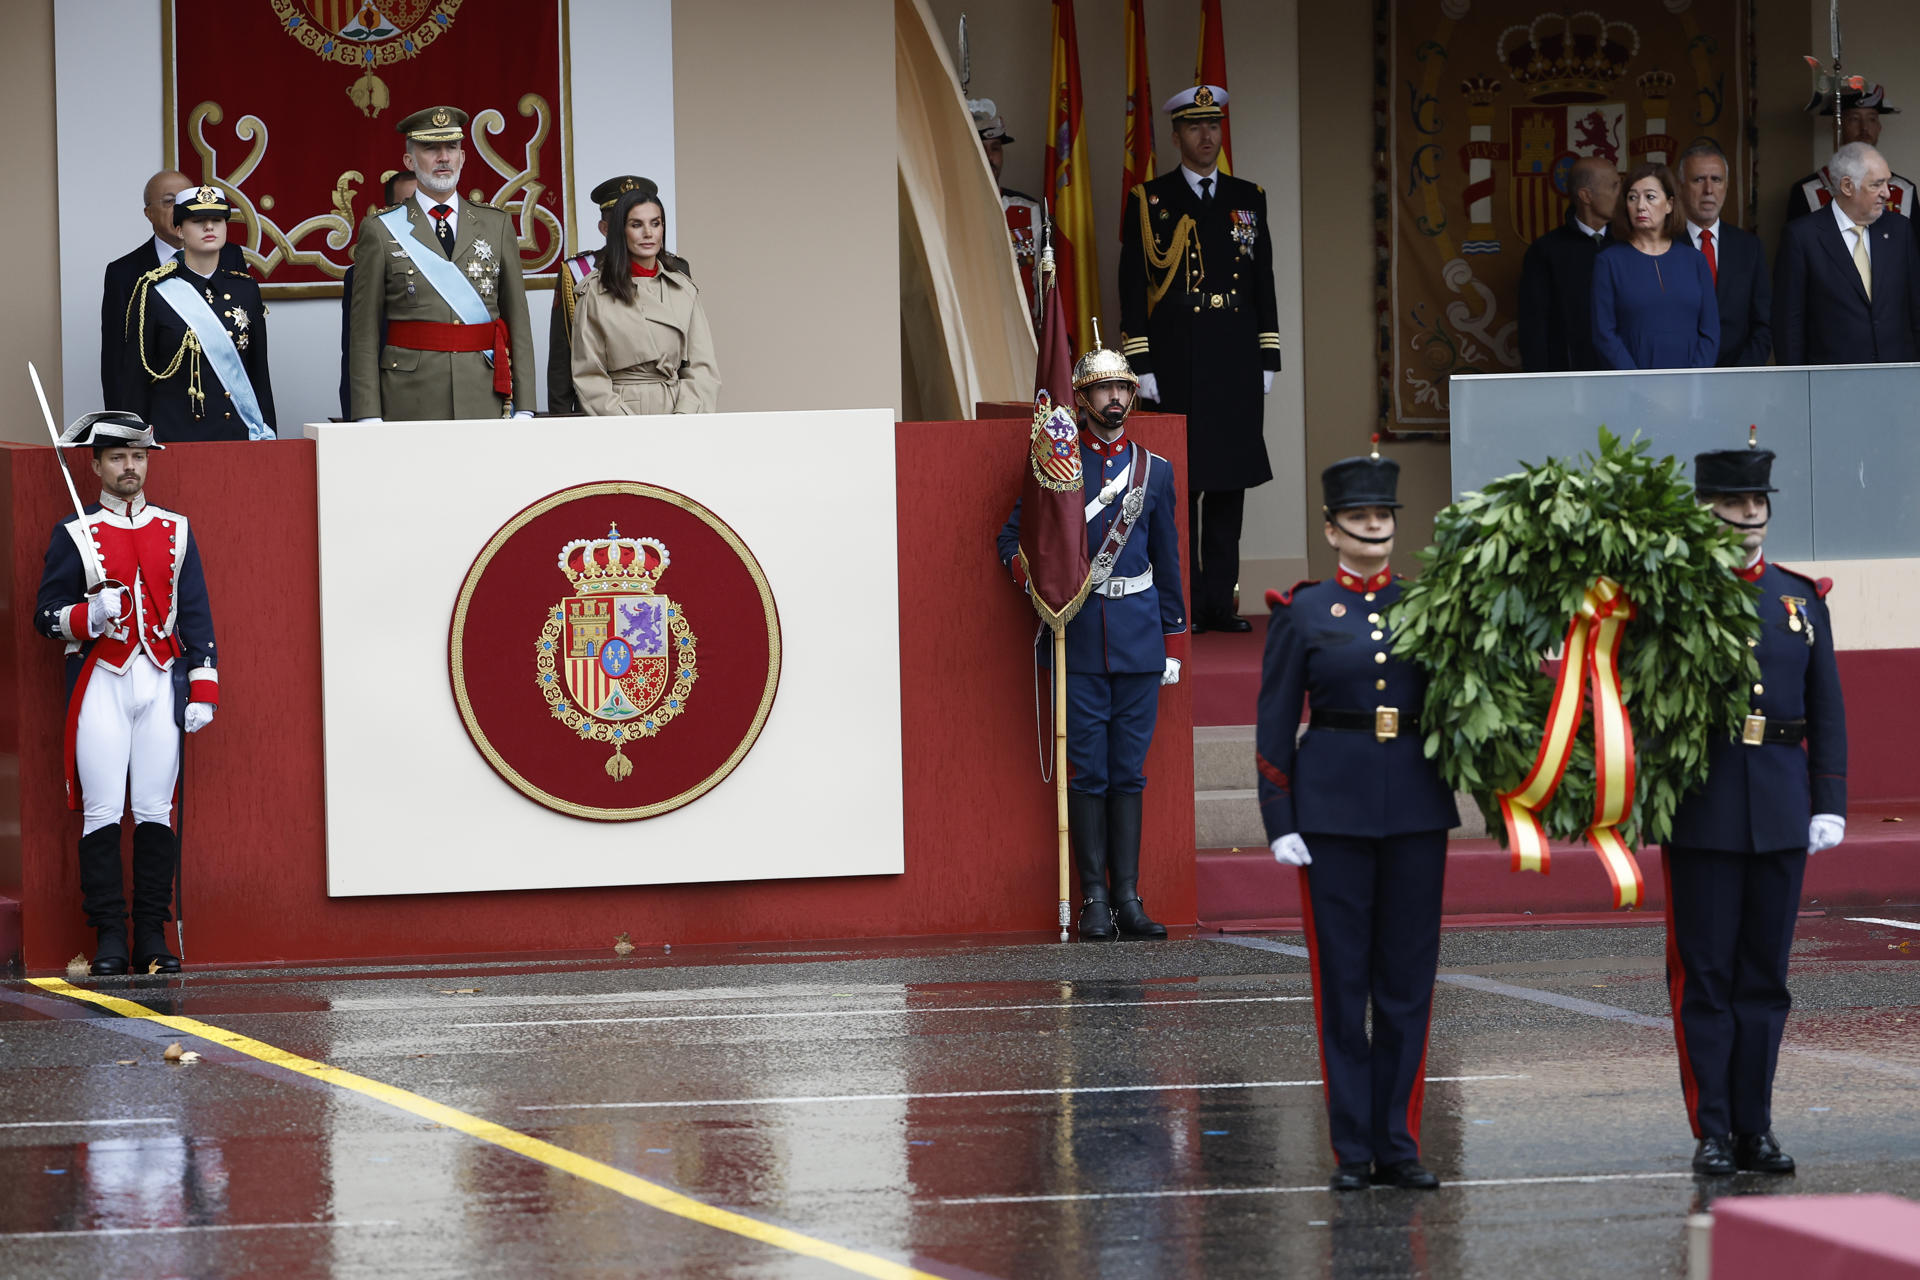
[559,266,579,333]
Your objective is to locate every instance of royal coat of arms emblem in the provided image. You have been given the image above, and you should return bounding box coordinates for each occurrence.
[535,524,697,779]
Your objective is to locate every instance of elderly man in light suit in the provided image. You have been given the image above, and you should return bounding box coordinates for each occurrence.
[348,106,534,421]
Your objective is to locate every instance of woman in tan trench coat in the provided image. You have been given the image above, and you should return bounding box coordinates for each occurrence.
[572,187,719,414]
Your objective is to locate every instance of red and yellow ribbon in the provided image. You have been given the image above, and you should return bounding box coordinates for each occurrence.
[1497,577,1645,909]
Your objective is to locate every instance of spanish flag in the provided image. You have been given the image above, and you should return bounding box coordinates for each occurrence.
[1045,0,1101,358]
[1194,0,1233,174]
[1119,0,1156,241]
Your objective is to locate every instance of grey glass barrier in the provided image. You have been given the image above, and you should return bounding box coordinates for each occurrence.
[1449,363,1920,562]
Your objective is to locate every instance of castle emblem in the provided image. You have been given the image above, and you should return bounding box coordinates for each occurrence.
[535,523,697,780]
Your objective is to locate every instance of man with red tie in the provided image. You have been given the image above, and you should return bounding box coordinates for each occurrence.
[1678,143,1771,367]
[347,105,534,421]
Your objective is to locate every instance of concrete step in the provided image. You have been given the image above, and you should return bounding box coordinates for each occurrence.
[1193,725,1488,846]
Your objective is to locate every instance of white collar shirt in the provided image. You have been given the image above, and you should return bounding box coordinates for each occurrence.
[151,235,180,265]
[1686,218,1721,251]
[415,189,459,244]
[1833,200,1869,262]
[1573,216,1608,241]
[1180,165,1221,202]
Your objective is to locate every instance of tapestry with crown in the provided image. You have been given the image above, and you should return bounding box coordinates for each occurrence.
[163,0,573,296]
[449,481,781,822]
[1376,1,1751,437]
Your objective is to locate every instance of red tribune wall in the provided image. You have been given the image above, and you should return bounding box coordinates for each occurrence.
[0,420,1195,970]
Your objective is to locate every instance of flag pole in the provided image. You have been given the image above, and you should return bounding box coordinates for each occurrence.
[1054,625,1070,942]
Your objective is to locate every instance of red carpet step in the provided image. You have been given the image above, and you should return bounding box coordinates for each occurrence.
[1197,800,1920,930]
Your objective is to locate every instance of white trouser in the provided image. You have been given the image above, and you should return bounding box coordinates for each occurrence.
[75,655,178,835]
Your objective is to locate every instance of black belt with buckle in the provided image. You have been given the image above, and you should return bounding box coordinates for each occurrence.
[1740,715,1806,746]
[1311,707,1419,742]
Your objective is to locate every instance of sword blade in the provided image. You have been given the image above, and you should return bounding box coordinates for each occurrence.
[27,362,108,585]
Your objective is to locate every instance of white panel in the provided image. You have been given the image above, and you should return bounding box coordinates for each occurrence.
[54,0,662,426]
[312,410,903,897]
[566,0,676,243]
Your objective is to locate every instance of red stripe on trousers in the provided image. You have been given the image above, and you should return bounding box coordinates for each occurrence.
[1297,864,1339,1161]
[1406,1011,1432,1157]
[1661,852,1704,1138]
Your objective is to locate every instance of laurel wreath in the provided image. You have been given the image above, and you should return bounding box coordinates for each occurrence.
[1388,429,1763,846]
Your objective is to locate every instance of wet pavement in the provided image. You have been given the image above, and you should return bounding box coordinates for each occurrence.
[2,914,1917,1279]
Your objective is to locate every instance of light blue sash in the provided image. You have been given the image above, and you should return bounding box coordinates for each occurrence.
[378,204,490,324]
[154,275,273,440]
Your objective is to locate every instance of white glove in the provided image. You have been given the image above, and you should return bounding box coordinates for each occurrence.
[1271,833,1312,866]
[354,416,383,423]
[1136,372,1160,403]
[1262,371,1274,395]
[1162,657,1182,686]
[513,410,534,419]
[184,702,215,734]
[1807,813,1845,855]
[87,587,125,635]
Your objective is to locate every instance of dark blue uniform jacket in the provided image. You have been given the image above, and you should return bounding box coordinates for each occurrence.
[997,432,1187,676]
[1256,574,1458,840]
[1667,562,1847,853]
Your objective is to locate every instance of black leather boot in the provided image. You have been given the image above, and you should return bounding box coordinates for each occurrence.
[130,822,181,974]
[1106,791,1166,938]
[77,826,129,976]
[1069,791,1116,941]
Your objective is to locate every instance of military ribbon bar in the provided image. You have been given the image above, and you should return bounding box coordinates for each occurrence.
[1496,576,1645,910]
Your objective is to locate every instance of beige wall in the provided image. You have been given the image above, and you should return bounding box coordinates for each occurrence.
[671,0,898,415]
[2,0,60,442]
[926,0,1310,593]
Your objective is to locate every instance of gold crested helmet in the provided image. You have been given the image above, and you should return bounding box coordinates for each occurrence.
[1072,345,1138,391]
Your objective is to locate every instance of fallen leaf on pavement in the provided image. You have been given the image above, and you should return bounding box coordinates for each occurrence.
[176,1051,202,1064]
[438,988,481,995]
[116,1060,137,1066]
[614,932,635,956]
[162,1042,184,1061]
[66,954,89,977]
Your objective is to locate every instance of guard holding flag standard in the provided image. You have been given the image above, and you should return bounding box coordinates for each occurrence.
[1119,84,1280,632]
[1257,441,1457,1191]
[348,105,535,421]
[1662,429,1847,1177]
[122,186,276,442]
[997,329,1187,941]
[34,412,219,975]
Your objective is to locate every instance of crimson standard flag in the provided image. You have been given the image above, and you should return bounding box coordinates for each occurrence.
[1018,264,1091,630]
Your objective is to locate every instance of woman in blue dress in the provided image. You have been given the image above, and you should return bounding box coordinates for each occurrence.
[1591,163,1720,370]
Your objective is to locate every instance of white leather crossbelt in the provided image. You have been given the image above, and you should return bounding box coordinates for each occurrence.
[1092,569,1153,598]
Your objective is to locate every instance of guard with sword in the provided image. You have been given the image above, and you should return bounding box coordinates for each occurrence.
[31,381,218,975]
[997,311,1187,942]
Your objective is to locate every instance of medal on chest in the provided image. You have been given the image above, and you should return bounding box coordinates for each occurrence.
[1781,596,1815,646]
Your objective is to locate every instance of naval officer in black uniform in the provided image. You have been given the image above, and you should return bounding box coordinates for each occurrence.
[1255,443,1457,1191]
[1663,434,1847,1177]
[997,340,1188,941]
[1119,84,1280,633]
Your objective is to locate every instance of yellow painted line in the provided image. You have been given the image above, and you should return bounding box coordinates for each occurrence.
[28,977,938,1280]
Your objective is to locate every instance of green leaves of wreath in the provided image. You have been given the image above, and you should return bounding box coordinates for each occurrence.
[1389,429,1763,847]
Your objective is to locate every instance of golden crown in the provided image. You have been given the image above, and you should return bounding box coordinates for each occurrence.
[1499,12,1639,104]
[557,525,671,595]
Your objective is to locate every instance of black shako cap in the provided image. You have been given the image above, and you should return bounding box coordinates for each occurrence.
[1322,455,1402,511]
[1694,448,1777,495]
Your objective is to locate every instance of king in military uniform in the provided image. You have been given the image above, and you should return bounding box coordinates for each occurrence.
[548,174,693,414]
[1662,431,1847,1178]
[1120,85,1281,633]
[348,106,535,421]
[997,338,1187,941]
[34,413,220,976]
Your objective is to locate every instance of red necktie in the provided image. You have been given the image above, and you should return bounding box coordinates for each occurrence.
[1700,227,1717,286]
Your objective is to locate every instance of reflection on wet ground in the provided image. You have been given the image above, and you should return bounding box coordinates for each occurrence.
[2,914,1916,1278]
